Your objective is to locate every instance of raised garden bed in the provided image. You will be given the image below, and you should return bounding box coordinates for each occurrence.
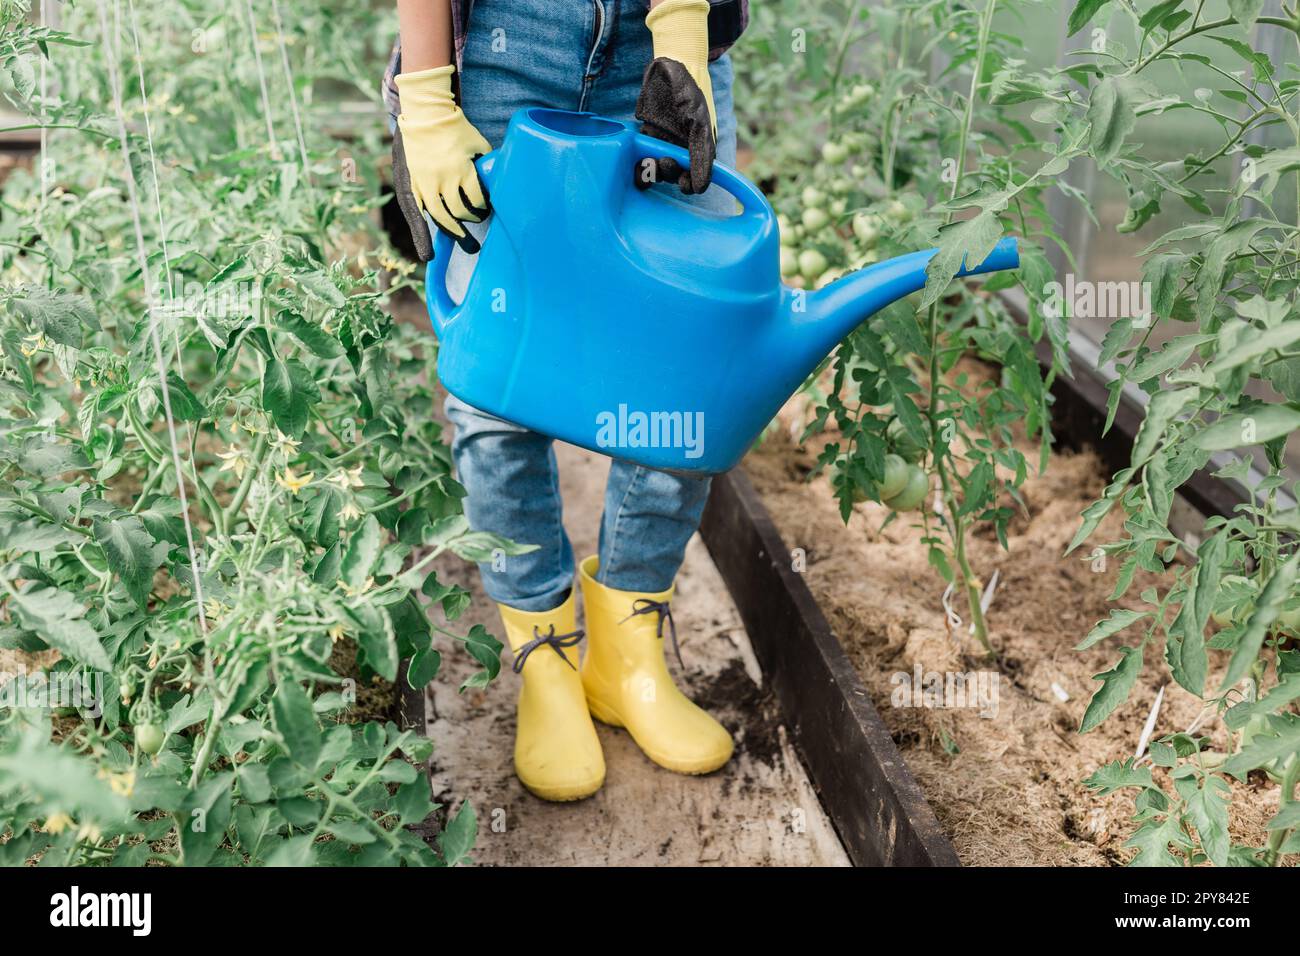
[700,468,958,866]
[699,344,1295,867]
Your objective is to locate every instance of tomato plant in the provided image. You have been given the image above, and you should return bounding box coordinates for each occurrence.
[735,0,1068,656]
[0,0,518,865]
[1048,0,1300,867]
[739,0,1300,865]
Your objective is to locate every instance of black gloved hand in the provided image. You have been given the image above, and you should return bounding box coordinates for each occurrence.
[634,57,716,196]
[390,125,435,262]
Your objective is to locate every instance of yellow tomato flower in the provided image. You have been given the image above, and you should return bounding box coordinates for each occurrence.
[45,812,73,834]
[76,822,103,842]
[327,465,364,491]
[272,430,301,457]
[216,446,248,480]
[340,499,363,522]
[341,576,374,598]
[106,770,136,798]
[276,468,314,494]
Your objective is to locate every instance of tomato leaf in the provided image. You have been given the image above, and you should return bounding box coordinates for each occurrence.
[1224,672,1300,729]
[1222,714,1300,776]
[302,485,344,549]
[1085,758,1157,795]
[1076,608,1149,650]
[1186,775,1231,867]
[1067,0,1112,36]
[92,514,166,607]
[1080,643,1145,733]
[458,623,503,691]
[261,356,321,438]
[272,681,322,770]
[155,371,205,421]
[1087,75,1137,165]
[437,799,477,866]
[353,603,398,682]
[408,646,441,689]
[1194,405,1300,451]
[920,210,1003,311]
[9,285,99,348]
[1166,532,1225,695]
[6,583,113,671]
[340,515,381,588]
[1124,812,1187,867]
[1221,554,1300,690]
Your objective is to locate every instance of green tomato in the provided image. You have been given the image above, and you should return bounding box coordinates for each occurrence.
[841,132,870,154]
[821,140,850,165]
[884,199,910,223]
[829,177,853,196]
[852,213,880,248]
[802,207,830,232]
[798,248,829,280]
[801,185,827,209]
[1211,574,1255,628]
[780,246,799,277]
[876,454,909,500]
[829,198,847,217]
[883,465,929,512]
[135,722,166,756]
[1210,608,1234,628]
[887,418,926,463]
[841,82,875,108]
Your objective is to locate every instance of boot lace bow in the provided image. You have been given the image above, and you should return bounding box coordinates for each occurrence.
[620,598,683,669]
[513,624,585,674]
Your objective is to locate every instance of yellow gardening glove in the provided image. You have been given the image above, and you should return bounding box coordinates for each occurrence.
[646,0,716,134]
[394,65,491,253]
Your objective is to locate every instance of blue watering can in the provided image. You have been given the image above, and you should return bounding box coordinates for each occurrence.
[425,108,1019,474]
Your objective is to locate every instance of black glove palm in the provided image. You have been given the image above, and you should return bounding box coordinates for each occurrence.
[634,57,716,196]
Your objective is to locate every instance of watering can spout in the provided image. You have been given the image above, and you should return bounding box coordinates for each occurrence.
[795,236,1020,359]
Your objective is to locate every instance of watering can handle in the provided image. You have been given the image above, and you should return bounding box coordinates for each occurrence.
[425,153,497,338]
[631,132,769,218]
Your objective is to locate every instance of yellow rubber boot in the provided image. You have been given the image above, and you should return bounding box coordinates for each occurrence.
[578,556,733,774]
[498,592,605,801]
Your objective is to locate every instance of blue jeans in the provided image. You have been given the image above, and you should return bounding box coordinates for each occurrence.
[436,0,739,611]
